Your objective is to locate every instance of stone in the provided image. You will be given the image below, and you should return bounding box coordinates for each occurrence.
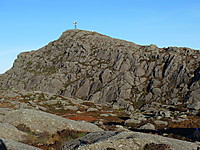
[152,88,162,96]
[94,121,104,125]
[100,113,117,117]
[156,115,163,120]
[144,92,153,101]
[171,98,179,105]
[126,105,135,112]
[42,100,59,105]
[68,98,84,105]
[139,123,155,130]
[75,79,90,98]
[64,105,78,111]
[188,101,200,110]
[3,109,103,134]
[87,108,98,112]
[109,113,118,117]
[124,119,141,124]
[149,44,158,50]
[36,105,48,111]
[154,120,168,126]
[179,114,187,119]
[130,113,147,121]
[136,67,145,76]
[100,114,109,117]
[115,125,129,131]
[157,111,171,118]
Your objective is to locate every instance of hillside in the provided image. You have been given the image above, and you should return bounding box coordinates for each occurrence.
[0,29,200,149]
[0,29,199,110]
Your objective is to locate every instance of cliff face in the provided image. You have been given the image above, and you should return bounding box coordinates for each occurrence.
[0,29,199,109]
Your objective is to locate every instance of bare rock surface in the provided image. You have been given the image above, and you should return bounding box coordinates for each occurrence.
[3,109,103,134]
[61,131,200,150]
[0,123,29,142]
[1,138,41,150]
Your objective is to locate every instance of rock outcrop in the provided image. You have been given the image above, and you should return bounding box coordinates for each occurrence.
[3,109,103,134]
[2,138,41,150]
[61,131,200,150]
[0,29,199,110]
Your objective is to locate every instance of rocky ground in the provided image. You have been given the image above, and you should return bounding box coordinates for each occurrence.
[0,90,200,150]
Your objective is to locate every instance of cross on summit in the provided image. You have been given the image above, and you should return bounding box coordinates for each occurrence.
[73,21,77,29]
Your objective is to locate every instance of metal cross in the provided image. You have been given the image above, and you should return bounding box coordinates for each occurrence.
[73,21,77,29]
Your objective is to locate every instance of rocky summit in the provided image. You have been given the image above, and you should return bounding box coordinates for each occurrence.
[0,29,200,150]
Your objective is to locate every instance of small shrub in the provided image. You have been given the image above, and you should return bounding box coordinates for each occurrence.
[143,142,172,150]
[106,148,116,150]
[16,124,32,133]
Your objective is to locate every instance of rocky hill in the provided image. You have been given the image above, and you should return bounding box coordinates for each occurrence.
[0,29,199,110]
[0,29,200,149]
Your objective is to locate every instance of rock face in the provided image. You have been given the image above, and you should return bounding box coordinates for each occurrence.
[0,29,199,109]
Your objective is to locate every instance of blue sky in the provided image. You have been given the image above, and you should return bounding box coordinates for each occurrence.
[0,0,200,73]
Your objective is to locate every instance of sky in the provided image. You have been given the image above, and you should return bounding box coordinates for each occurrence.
[0,0,200,74]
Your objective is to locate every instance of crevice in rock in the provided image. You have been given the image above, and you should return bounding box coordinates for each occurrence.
[188,66,200,88]
[162,55,175,78]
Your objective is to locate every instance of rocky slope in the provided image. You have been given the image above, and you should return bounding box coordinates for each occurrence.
[0,29,199,110]
[1,89,200,149]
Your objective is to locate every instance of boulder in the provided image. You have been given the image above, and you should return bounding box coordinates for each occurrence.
[100,113,117,117]
[126,105,135,113]
[3,109,103,134]
[124,119,141,125]
[188,101,200,110]
[87,108,98,112]
[130,113,147,121]
[154,120,168,126]
[64,105,78,111]
[179,114,187,119]
[139,123,155,130]
[136,66,145,76]
[152,88,162,96]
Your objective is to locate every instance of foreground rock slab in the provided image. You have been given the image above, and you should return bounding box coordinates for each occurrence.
[0,123,29,142]
[3,109,103,135]
[61,131,200,150]
[1,138,41,150]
